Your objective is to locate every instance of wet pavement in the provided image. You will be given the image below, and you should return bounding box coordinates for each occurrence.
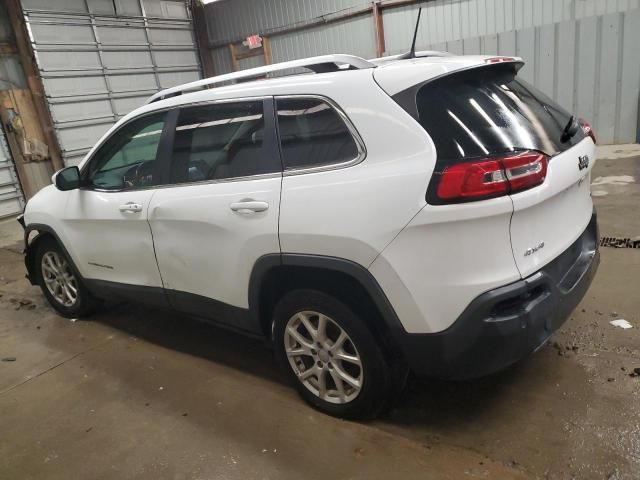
[1,145,639,479]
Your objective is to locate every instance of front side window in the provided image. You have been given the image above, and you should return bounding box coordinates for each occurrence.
[86,112,167,190]
[169,100,277,184]
[276,97,359,170]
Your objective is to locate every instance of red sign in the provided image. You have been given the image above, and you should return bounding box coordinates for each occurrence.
[244,34,263,49]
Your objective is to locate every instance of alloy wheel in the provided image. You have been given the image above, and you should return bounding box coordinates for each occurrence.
[41,251,78,307]
[284,310,363,404]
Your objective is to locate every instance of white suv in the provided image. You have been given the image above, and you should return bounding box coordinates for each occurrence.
[19,53,599,418]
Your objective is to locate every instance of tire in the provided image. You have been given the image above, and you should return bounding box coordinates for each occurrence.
[273,289,392,419]
[35,237,99,319]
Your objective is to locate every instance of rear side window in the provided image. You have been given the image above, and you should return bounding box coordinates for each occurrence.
[276,97,360,170]
[415,66,584,163]
[169,100,279,184]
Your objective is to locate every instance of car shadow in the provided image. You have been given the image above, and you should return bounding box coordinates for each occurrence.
[382,364,526,427]
[91,300,285,385]
[91,299,526,427]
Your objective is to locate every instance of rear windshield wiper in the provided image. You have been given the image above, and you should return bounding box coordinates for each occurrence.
[561,115,580,143]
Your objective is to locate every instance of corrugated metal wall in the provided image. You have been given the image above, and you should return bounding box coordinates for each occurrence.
[0,124,24,218]
[204,0,640,144]
[0,5,24,217]
[22,0,202,166]
[383,0,640,54]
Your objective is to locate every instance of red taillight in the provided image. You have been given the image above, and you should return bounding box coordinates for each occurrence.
[436,151,548,202]
[579,118,596,144]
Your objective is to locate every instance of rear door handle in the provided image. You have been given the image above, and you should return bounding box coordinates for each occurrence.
[229,200,269,214]
[119,202,143,213]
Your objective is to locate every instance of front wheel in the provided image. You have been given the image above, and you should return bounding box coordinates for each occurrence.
[273,289,391,419]
[35,237,99,318]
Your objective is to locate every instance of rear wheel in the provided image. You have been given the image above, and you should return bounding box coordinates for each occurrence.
[35,237,99,318]
[273,289,391,419]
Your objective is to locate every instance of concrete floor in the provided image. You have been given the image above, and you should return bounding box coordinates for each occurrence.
[1,145,639,479]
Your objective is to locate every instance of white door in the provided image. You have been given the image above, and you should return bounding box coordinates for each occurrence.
[147,99,282,326]
[62,111,170,287]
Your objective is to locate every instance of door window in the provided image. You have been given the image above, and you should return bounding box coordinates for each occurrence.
[169,100,278,184]
[85,111,167,190]
[275,97,360,170]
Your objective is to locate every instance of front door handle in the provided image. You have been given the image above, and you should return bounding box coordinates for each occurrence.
[119,202,143,213]
[230,200,269,214]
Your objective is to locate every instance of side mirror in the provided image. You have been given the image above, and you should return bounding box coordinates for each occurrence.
[54,166,81,191]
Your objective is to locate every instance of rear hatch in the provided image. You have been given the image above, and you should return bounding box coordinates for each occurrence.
[382,60,596,278]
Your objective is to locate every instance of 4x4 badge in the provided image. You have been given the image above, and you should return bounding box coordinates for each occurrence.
[578,155,589,170]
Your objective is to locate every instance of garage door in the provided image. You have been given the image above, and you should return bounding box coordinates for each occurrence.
[22,0,202,166]
[0,125,25,219]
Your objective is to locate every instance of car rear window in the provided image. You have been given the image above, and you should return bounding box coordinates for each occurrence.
[415,65,585,163]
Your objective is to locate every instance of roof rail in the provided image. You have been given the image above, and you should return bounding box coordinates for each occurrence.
[147,54,375,104]
[368,50,453,66]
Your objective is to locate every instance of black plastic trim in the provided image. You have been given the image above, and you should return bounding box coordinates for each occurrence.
[84,279,170,309]
[166,289,257,335]
[248,253,407,339]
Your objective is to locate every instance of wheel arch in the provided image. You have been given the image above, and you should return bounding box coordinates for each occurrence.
[249,254,406,357]
[23,223,83,286]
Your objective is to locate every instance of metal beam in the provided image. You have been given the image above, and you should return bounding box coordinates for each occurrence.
[191,0,215,77]
[373,1,386,57]
[4,0,64,172]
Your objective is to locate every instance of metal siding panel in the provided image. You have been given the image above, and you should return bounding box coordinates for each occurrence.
[462,36,481,55]
[87,0,115,15]
[556,20,577,112]
[212,47,232,75]
[22,0,87,12]
[504,0,514,31]
[451,0,461,40]
[483,33,498,54]
[425,4,438,45]
[618,9,640,142]
[493,0,504,32]
[156,70,200,88]
[497,30,517,57]
[516,28,535,83]
[514,0,524,29]
[154,49,198,67]
[446,39,464,55]
[116,0,141,16]
[108,73,157,92]
[49,99,113,123]
[97,26,148,45]
[468,0,479,38]
[36,51,102,71]
[30,23,95,44]
[102,50,153,68]
[486,0,496,35]
[41,76,107,96]
[576,16,598,129]
[597,13,621,143]
[537,23,555,98]
[0,127,24,218]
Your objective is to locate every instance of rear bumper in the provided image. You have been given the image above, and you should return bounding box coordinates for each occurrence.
[395,209,599,380]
